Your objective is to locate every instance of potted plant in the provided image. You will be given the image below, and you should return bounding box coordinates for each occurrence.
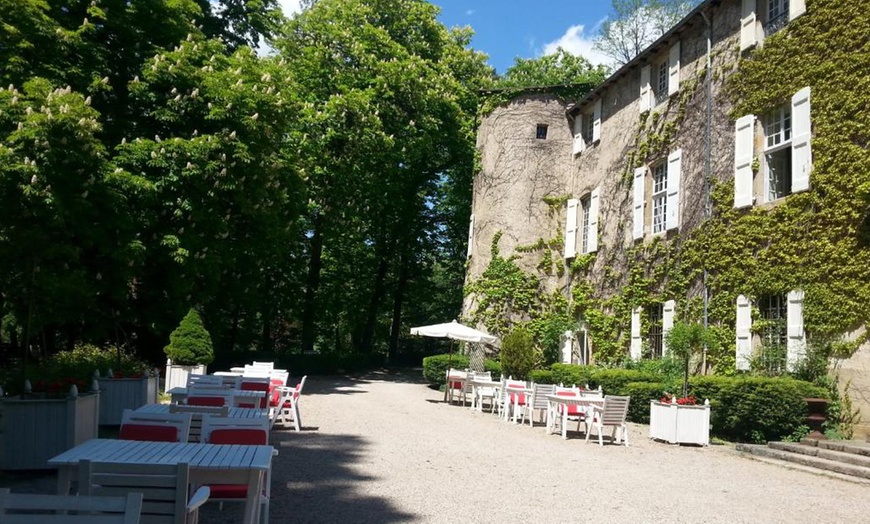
[163,309,215,392]
[97,368,159,425]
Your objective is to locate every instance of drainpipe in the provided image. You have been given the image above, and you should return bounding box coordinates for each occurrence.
[700,9,713,373]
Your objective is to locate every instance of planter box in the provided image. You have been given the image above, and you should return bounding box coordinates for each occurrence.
[97,375,159,425]
[164,359,207,393]
[0,392,100,470]
[649,400,711,446]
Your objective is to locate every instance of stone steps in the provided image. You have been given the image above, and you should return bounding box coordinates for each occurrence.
[737,438,870,484]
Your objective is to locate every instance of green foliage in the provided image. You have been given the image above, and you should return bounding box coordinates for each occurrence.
[665,321,719,395]
[529,369,555,384]
[484,358,502,377]
[549,363,595,387]
[164,309,215,365]
[422,353,470,387]
[500,325,536,380]
[588,368,660,395]
[624,381,666,424]
[595,0,699,64]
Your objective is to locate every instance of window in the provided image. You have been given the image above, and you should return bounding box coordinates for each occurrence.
[735,291,805,372]
[651,162,668,234]
[639,42,680,112]
[655,61,669,106]
[648,304,664,359]
[765,0,790,36]
[563,188,599,258]
[764,105,792,201]
[572,99,601,155]
[536,124,548,139]
[580,194,591,254]
[757,294,788,374]
[581,111,594,145]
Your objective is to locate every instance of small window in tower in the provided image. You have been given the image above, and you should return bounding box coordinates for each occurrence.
[536,124,548,139]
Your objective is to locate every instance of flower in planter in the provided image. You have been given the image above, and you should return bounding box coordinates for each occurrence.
[660,393,697,405]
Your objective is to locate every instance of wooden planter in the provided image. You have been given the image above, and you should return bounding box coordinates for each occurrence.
[649,400,711,446]
[97,375,159,425]
[164,359,207,393]
[0,392,100,470]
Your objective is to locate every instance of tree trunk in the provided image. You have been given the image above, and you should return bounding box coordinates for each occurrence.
[301,213,324,354]
[358,253,390,353]
[388,250,410,364]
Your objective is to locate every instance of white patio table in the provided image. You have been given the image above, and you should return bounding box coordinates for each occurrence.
[135,403,268,420]
[168,386,266,407]
[49,438,276,524]
[503,384,533,422]
[469,378,500,412]
[545,394,605,439]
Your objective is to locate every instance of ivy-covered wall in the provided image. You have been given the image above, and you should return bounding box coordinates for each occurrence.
[464,0,870,432]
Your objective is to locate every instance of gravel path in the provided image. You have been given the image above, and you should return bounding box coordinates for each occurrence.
[3,370,869,523]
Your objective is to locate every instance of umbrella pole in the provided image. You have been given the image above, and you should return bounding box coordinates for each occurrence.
[443,339,454,403]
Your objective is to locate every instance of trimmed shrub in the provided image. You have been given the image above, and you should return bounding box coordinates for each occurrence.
[529,369,555,384]
[164,309,214,366]
[589,369,659,396]
[422,354,469,387]
[484,358,502,377]
[500,326,535,380]
[624,382,666,424]
[549,363,594,387]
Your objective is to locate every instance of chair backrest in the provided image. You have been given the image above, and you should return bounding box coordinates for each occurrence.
[531,383,557,409]
[251,361,274,370]
[186,374,223,388]
[185,387,234,408]
[475,371,492,381]
[78,461,196,524]
[217,375,241,389]
[201,416,270,445]
[120,410,191,443]
[242,365,272,378]
[578,388,604,400]
[600,395,631,425]
[270,370,290,386]
[446,368,466,390]
[240,378,271,409]
[295,375,307,395]
[0,488,143,524]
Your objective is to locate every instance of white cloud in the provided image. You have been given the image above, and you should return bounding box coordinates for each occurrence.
[465,9,475,16]
[277,0,304,18]
[541,24,614,69]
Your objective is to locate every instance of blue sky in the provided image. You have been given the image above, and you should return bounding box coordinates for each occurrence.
[277,0,615,74]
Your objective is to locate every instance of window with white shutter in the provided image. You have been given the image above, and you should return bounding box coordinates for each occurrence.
[786,290,805,371]
[592,99,602,143]
[763,104,792,202]
[633,167,646,239]
[662,300,675,356]
[666,149,681,231]
[736,295,752,371]
[790,0,806,20]
[466,214,474,258]
[586,188,600,254]
[791,87,811,193]
[564,199,578,259]
[668,41,681,96]
[734,114,756,208]
[639,65,652,113]
[740,0,757,51]
[630,307,642,360]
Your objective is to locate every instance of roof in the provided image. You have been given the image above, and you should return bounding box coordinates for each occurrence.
[567,0,718,115]
[479,82,598,97]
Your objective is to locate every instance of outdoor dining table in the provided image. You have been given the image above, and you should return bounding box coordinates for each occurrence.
[545,394,605,439]
[168,386,267,407]
[503,384,533,422]
[49,438,276,524]
[135,403,268,419]
[469,378,500,412]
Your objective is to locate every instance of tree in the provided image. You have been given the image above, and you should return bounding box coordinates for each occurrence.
[164,309,214,365]
[594,0,698,65]
[664,321,718,397]
[500,325,536,380]
[496,48,608,88]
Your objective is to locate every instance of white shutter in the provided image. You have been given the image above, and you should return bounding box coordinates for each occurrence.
[666,149,681,231]
[791,87,812,193]
[668,41,681,96]
[790,0,806,20]
[734,114,756,208]
[466,214,474,258]
[639,65,652,113]
[735,295,752,371]
[633,167,646,240]
[592,99,602,143]
[740,0,757,51]
[662,300,675,356]
[786,290,806,371]
[573,117,585,155]
[564,199,578,259]
[586,187,600,253]
[630,307,642,360]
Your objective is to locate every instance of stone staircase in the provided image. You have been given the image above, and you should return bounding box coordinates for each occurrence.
[737,438,870,484]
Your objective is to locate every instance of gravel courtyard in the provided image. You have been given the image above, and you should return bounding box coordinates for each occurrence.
[3,370,868,523]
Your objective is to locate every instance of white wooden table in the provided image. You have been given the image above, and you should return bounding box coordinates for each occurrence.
[168,387,266,407]
[504,385,533,423]
[469,379,500,412]
[49,438,276,524]
[545,394,605,439]
[135,403,268,419]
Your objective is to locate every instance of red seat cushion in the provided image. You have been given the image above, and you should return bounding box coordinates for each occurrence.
[510,393,527,405]
[209,428,267,445]
[207,484,248,499]
[450,381,463,390]
[241,381,270,408]
[555,391,584,416]
[187,396,226,407]
[120,424,178,442]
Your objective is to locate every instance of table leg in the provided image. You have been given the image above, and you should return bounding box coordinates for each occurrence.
[56,466,73,495]
[562,407,569,439]
[243,470,262,524]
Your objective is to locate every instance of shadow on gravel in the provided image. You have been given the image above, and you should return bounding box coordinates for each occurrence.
[267,432,417,523]
[301,369,427,397]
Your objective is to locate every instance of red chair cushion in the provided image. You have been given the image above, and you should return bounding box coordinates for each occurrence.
[207,484,248,499]
[208,429,267,445]
[241,381,270,408]
[450,381,463,390]
[187,396,226,407]
[119,424,178,442]
[510,393,527,405]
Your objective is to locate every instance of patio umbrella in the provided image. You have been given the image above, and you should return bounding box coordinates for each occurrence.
[410,321,497,400]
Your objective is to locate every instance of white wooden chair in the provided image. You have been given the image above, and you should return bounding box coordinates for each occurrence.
[444,369,467,405]
[498,379,526,420]
[585,395,631,446]
[251,361,274,370]
[199,417,273,524]
[473,372,498,413]
[168,405,230,442]
[77,461,210,524]
[186,375,223,388]
[276,375,307,431]
[120,409,192,443]
[184,387,234,408]
[520,383,556,427]
[0,488,143,524]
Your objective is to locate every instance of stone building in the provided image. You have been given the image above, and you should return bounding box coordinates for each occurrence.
[464,0,870,435]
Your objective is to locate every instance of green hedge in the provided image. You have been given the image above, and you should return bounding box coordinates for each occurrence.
[588,369,659,396]
[689,375,827,443]
[549,363,594,387]
[624,382,666,424]
[484,359,502,377]
[529,369,555,384]
[422,354,469,387]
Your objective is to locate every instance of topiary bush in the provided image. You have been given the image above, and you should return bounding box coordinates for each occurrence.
[422,353,469,387]
[164,309,214,366]
[499,325,535,380]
